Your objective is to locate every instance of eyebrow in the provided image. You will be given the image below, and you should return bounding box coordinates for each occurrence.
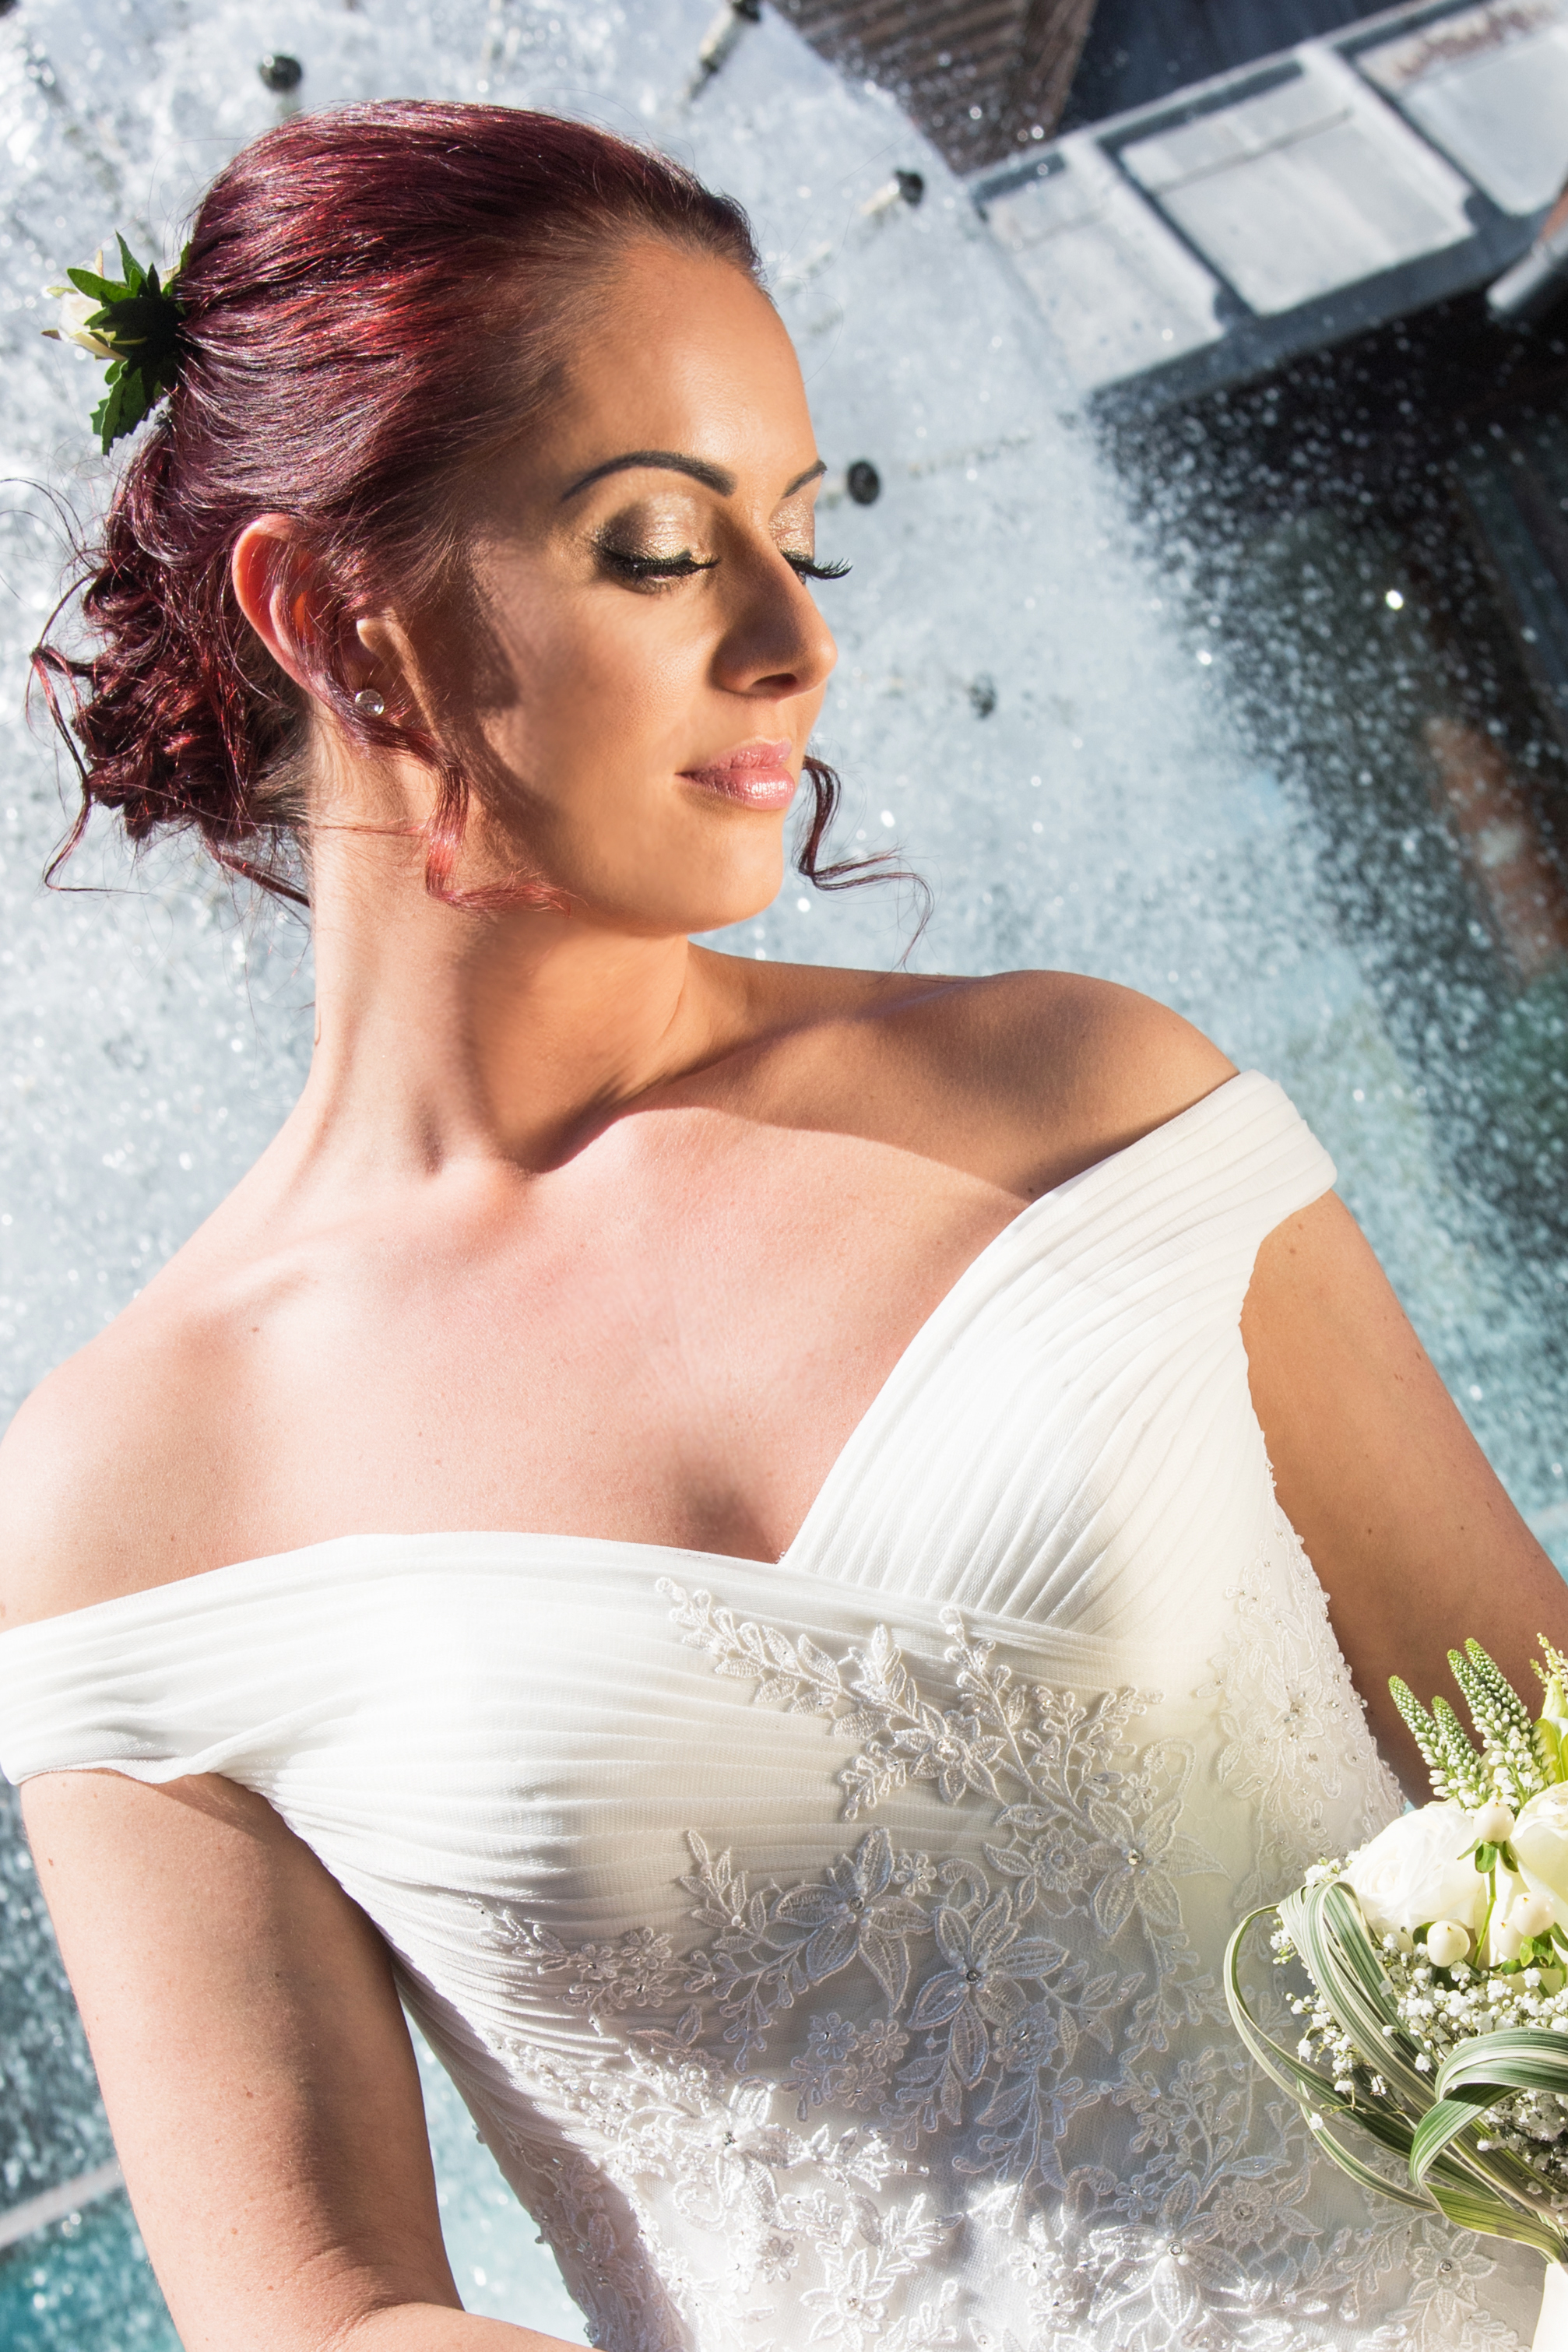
[560,452,827,503]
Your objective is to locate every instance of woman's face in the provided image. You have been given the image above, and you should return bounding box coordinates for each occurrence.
[412,237,839,936]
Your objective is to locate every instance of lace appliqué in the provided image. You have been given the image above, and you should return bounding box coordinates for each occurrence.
[655,1590,1221,2115]
[478,1577,1533,2352]
[1202,1504,1404,1910]
[487,2030,958,2352]
[498,2131,690,2352]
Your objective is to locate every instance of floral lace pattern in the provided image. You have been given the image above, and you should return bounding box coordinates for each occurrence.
[1203,1504,1404,1911]
[473,1557,1536,2351]
[490,2035,957,2351]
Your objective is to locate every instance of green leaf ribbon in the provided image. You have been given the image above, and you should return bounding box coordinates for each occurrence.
[1225,1883,1568,2267]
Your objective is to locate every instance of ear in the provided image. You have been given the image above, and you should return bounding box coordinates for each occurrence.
[353,613,402,668]
[230,518,337,697]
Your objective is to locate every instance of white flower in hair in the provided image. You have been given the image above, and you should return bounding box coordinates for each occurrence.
[43,258,115,358]
[40,234,189,452]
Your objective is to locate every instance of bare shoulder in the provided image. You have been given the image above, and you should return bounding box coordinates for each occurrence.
[740,960,1236,1198]
[933,970,1237,1187]
[0,1266,255,1634]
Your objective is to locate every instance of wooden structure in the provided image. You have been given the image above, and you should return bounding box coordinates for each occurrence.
[772,0,1100,171]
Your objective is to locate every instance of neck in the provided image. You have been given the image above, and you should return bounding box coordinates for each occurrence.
[287,831,730,1180]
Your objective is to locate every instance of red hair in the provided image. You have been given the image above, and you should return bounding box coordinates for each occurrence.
[32,101,886,910]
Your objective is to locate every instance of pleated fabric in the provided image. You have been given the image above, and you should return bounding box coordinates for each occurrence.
[0,1074,1545,2352]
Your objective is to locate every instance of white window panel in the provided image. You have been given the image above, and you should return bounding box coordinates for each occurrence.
[1119,51,1475,315]
[1358,0,1568,217]
[984,145,1224,392]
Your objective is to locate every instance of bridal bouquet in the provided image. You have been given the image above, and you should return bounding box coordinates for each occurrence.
[1225,1635,1568,2265]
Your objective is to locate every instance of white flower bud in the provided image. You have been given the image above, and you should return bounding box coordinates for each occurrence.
[1426,1920,1472,1967]
[1473,1800,1517,1844]
[1510,1891,1556,1940]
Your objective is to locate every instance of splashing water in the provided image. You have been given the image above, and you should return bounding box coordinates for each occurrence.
[2,0,1565,2339]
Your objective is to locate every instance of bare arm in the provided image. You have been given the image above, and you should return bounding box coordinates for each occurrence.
[1243,1190,1568,1795]
[22,1768,579,2352]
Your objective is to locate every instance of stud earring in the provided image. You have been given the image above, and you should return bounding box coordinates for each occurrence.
[353,686,386,717]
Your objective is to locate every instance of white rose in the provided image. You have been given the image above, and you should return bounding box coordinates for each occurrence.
[1510,1784,1568,1931]
[1344,1802,1488,1937]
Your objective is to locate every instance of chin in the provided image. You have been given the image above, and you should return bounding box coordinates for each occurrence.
[672,852,785,938]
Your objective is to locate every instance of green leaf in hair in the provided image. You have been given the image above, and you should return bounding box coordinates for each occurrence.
[43,234,190,453]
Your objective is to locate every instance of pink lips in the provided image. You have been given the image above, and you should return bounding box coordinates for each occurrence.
[680,738,796,810]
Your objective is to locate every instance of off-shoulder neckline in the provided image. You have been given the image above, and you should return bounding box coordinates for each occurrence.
[3,1071,1288,1642]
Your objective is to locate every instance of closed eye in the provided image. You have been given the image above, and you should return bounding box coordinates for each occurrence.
[785,554,850,581]
[599,548,719,584]
[600,546,849,586]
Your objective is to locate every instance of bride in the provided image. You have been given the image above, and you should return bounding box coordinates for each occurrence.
[2,99,1563,2352]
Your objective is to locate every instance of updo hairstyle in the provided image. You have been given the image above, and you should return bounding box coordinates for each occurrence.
[33,102,865,907]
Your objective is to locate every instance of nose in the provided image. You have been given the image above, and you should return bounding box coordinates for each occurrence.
[712,549,838,705]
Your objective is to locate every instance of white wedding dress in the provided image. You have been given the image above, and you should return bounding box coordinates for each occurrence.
[0,1073,1549,2350]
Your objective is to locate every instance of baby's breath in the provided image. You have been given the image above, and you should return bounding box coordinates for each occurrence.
[1283,1874,1568,2203]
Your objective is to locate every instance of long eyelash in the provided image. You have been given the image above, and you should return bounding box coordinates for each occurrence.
[597,545,849,586]
[599,547,719,582]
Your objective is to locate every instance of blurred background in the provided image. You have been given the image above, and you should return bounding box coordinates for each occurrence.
[2,0,1566,2340]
